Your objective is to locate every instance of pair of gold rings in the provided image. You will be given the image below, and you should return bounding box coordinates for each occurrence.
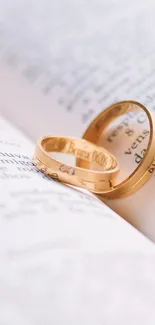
[33,101,155,199]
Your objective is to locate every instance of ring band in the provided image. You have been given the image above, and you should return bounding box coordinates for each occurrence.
[77,101,155,198]
[33,136,119,193]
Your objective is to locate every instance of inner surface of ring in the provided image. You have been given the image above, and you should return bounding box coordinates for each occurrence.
[79,101,151,183]
[41,137,117,170]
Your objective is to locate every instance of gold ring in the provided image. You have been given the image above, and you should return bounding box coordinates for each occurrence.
[33,136,119,193]
[76,100,155,198]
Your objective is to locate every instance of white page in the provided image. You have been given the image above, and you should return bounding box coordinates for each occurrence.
[1,116,155,324]
[0,0,154,138]
[1,0,155,239]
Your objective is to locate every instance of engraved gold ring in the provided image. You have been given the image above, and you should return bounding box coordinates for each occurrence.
[33,136,119,193]
[76,101,155,198]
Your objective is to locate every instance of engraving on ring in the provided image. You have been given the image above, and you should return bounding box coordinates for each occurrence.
[92,150,107,166]
[68,141,90,160]
[67,141,111,167]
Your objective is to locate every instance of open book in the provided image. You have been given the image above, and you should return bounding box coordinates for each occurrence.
[1,0,155,323]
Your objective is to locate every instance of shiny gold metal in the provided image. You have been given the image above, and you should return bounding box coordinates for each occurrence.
[77,101,155,198]
[33,136,119,193]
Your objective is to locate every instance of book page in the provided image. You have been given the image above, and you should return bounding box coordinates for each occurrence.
[1,0,155,240]
[1,116,155,324]
[0,0,154,138]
